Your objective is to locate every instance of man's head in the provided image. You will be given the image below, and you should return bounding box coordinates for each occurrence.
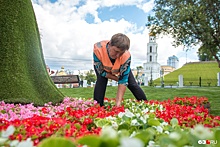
[108,33,130,59]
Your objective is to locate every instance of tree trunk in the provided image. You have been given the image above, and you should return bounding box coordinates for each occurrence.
[0,0,64,105]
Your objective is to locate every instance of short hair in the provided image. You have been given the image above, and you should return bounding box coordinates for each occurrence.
[109,33,130,51]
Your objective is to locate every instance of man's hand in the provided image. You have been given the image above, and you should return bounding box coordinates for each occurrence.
[116,84,126,107]
[106,73,119,81]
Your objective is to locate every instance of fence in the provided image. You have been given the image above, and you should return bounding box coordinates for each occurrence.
[153,75,219,87]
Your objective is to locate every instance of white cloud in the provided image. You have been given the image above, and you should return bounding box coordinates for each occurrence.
[137,0,154,13]
[31,0,199,71]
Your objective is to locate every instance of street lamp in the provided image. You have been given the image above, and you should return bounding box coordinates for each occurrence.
[160,69,164,87]
[186,49,189,63]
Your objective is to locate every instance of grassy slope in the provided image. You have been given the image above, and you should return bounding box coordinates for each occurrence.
[154,62,220,86]
[0,0,64,105]
[60,86,220,116]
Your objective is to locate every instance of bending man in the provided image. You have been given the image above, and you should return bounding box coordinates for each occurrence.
[93,33,147,107]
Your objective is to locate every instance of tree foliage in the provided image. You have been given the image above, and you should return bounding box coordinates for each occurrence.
[136,66,143,80]
[197,45,215,61]
[85,69,96,85]
[0,0,64,105]
[146,0,220,67]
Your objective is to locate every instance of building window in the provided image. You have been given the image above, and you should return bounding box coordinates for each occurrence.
[150,55,152,62]
[150,46,152,52]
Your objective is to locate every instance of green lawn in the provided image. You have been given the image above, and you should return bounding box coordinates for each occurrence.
[154,61,220,87]
[60,86,220,116]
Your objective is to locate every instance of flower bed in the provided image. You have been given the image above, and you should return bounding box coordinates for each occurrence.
[0,96,220,147]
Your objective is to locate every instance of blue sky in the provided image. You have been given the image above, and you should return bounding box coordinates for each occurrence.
[32,0,198,71]
[96,6,148,28]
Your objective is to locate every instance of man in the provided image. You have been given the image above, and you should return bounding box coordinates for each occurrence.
[93,33,147,107]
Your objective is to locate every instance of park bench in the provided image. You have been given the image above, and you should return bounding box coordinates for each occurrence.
[50,75,80,87]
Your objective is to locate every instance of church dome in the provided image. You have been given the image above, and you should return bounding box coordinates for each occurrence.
[149,32,156,36]
[56,66,67,76]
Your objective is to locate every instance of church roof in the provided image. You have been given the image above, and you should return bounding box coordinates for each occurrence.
[56,66,67,76]
[149,32,156,36]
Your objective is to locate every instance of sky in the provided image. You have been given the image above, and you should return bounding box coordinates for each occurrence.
[31,0,199,72]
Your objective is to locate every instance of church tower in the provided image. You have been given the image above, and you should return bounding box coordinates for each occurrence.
[147,33,158,63]
[143,33,161,83]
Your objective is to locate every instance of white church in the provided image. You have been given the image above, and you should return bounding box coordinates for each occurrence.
[143,33,161,81]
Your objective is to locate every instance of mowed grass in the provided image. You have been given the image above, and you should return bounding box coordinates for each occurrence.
[154,61,220,86]
[60,86,220,116]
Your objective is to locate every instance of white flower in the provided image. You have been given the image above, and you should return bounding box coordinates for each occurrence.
[111,121,118,129]
[140,116,146,124]
[120,137,144,147]
[129,131,137,138]
[17,138,34,147]
[169,132,181,141]
[164,131,170,134]
[190,124,213,139]
[1,125,15,138]
[150,110,155,113]
[160,122,168,126]
[143,108,149,113]
[118,112,125,118]
[124,109,135,118]
[131,119,140,126]
[10,140,19,146]
[101,126,117,139]
[106,116,116,121]
[148,140,155,146]
[159,105,163,111]
[153,126,163,133]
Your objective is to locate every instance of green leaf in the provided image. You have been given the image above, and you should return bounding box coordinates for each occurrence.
[170,118,179,127]
[1,110,6,114]
[74,123,81,130]
[148,113,156,118]
[77,135,101,147]
[94,119,111,127]
[148,118,160,126]
[135,130,154,144]
[118,122,130,130]
[118,129,130,138]
[100,139,119,147]
[38,137,76,147]
[214,129,220,144]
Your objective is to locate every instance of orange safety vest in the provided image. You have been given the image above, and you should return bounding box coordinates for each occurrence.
[93,40,131,76]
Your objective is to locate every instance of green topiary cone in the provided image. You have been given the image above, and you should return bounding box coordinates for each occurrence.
[0,0,64,105]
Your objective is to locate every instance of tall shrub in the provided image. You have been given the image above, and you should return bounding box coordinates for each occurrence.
[0,0,64,105]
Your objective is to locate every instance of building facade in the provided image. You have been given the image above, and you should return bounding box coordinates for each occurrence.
[143,33,161,81]
[167,55,179,69]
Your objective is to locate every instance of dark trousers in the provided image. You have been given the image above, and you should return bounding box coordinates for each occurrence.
[93,67,147,106]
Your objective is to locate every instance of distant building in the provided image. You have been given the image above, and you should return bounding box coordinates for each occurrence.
[54,66,79,88]
[167,55,179,69]
[160,65,176,75]
[55,66,67,76]
[143,33,161,81]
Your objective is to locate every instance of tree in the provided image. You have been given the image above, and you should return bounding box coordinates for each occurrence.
[136,66,143,79]
[146,0,220,67]
[197,45,215,61]
[0,0,64,105]
[85,69,96,85]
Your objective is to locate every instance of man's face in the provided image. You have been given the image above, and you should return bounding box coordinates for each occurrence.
[109,45,126,59]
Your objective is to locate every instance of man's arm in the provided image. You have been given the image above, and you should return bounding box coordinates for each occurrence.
[115,57,131,106]
[106,73,118,81]
[116,84,126,107]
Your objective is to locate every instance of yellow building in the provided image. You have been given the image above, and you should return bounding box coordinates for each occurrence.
[55,66,69,88]
[161,65,175,75]
[56,66,67,76]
